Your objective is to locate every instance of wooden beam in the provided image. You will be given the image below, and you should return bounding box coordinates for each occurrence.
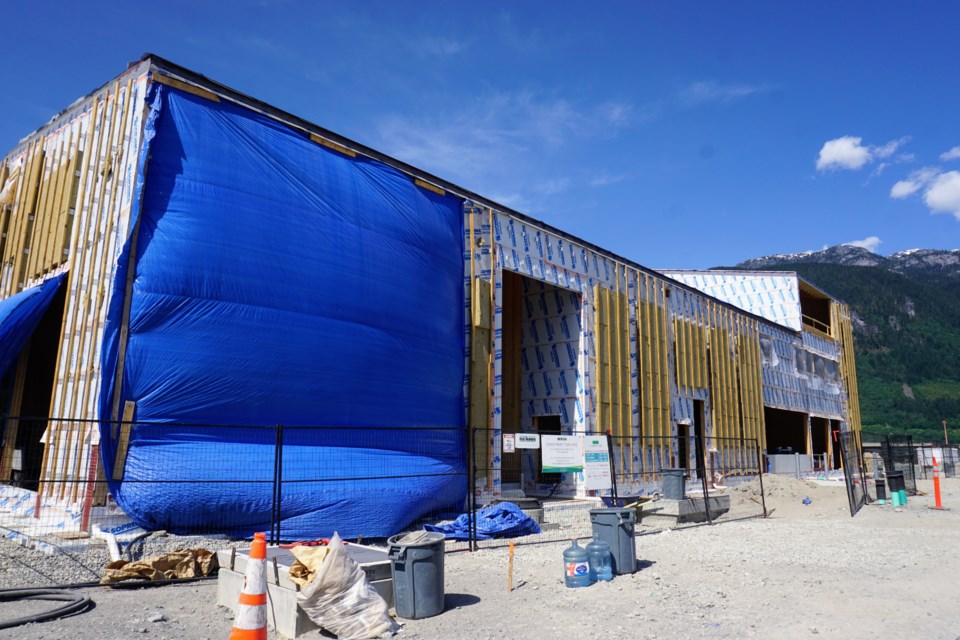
[0,348,29,481]
[112,400,136,480]
[152,73,221,102]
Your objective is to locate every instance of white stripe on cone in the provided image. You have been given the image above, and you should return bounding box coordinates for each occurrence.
[233,557,267,631]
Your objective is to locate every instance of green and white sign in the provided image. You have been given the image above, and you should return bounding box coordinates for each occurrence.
[583,435,612,490]
[541,435,584,473]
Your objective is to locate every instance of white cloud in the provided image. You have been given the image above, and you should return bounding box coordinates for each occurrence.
[940,146,960,161]
[374,91,632,202]
[924,171,960,220]
[890,179,921,199]
[843,236,883,253]
[874,136,911,159]
[816,135,912,172]
[414,37,469,57]
[534,178,570,196]
[816,136,872,171]
[677,81,772,107]
[890,166,940,199]
[590,174,624,187]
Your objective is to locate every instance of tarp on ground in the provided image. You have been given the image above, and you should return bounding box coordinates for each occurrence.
[424,502,542,540]
[99,83,465,539]
[0,273,65,380]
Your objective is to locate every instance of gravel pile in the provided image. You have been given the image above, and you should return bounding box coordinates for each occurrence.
[0,531,245,588]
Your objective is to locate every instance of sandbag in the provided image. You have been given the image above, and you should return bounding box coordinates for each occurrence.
[101,548,217,584]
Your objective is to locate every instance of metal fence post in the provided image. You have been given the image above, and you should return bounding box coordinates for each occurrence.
[271,423,283,545]
[756,441,768,518]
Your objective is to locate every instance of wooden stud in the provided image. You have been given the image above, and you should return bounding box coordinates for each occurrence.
[414,178,446,197]
[25,136,57,279]
[112,400,137,480]
[35,128,70,276]
[86,79,133,418]
[309,133,357,158]
[50,102,100,502]
[49,126,80,270]
[152,74,221,103]
[10,140,45,293]
[0,348,29,481]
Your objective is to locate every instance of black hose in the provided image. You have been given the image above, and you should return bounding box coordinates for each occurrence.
[0,589,93,629]
[0,574,218,629]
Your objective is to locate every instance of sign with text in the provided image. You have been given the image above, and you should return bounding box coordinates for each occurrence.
[542,435,584,473]
[516,433,540,449]
[502,433,516,453]
[583,435,612,490]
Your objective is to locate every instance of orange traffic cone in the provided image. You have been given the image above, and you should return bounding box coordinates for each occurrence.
[229,532,268,640]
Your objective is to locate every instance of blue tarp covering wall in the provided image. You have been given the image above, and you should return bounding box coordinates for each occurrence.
[0,274,66,381]
[99,84,466,538]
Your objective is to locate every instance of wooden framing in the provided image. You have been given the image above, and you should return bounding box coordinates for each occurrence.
[834,303,862,435]
[0,348,30,481]
[468,205,493,487]
[593,271,632,472]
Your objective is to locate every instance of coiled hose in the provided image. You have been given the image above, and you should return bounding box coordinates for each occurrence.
[0,575,217,629]
[0,589,93,629]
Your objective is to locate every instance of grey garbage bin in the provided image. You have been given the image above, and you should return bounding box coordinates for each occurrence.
[589,508,637,575]
[387,531,446,619]
[662,467,687,500]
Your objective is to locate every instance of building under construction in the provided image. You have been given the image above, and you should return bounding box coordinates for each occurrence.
[0,55,861,539]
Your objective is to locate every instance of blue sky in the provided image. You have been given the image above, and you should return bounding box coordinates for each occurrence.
[3,2,958,268]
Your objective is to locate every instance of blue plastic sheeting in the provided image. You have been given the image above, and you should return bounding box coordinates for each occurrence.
[0,274,65,380]
[99,84,466,539]
[424,502,542,540]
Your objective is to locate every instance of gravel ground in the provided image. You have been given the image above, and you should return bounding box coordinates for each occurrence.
[3,476,960,639]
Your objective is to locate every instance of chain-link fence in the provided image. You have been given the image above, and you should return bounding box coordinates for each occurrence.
[468,429,767,550]
[880,434,918,495]
[3,415,773,585]
[0,417,470,552]
[836,430,868,517]
[909,443,958,480]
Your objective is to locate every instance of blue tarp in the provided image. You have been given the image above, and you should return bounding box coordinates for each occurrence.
[425,502,542,540]
[99,84,466,539]
[0,274,65,380]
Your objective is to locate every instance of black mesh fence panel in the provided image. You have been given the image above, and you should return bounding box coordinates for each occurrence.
[837,430,868,517]
[882,434,918,495]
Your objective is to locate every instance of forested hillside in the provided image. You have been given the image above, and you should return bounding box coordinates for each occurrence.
[733,248,960,442]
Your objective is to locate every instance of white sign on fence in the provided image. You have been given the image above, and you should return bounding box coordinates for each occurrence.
[542,435,584,473]
[516,433,540,449]
[502,433,516,453]
[583,435,612,490]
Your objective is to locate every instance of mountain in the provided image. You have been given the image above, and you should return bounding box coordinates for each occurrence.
[731,246,960,441]
[738,245,960,281]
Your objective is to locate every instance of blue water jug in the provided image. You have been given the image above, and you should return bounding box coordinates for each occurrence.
[586,535,613,582]
[563,539,592,588]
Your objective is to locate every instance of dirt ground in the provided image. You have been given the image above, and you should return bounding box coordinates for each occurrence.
[3,475,960,640]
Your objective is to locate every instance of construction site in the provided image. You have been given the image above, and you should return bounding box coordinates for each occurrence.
[2,54,951,639]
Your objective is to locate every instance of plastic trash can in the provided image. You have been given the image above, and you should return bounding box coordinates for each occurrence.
[886,470,907,505]
[875,478,887,503]
[387,531,446,619]
[662,468,687,500]
[589,508,637,575]
[886,471,904,495]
